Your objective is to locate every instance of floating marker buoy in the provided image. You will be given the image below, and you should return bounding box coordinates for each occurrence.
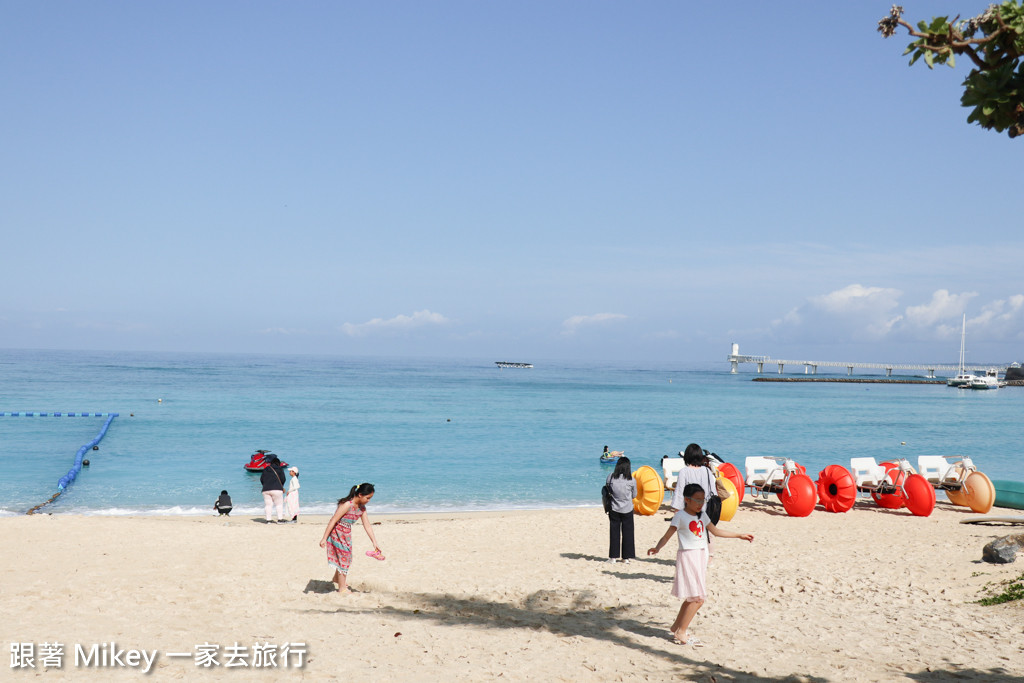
[901,442,906,446]
[157,399,162,403]
[92,445,99,450]
[82,459,90,467]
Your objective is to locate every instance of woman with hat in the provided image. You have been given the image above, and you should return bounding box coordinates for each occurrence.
[286,467,300,522]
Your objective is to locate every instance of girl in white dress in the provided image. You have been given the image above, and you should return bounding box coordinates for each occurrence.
[286,467,300,521]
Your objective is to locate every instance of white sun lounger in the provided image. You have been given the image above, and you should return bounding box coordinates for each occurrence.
[744,456,785,489]
[850,457,887,488]
[917,456,959,486]
[662,457,686,491]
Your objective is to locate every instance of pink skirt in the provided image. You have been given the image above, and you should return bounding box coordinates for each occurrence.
[671,547,708,602]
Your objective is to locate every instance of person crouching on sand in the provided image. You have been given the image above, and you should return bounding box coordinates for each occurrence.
[648,482,754,645]
[319,483,383,594]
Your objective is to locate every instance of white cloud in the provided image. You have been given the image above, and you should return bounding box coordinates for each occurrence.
[772,284,903,341]
[340,309,451,337]
[770,284,1024,347]
[809,284,902,315]
[561,313,627,335]
[970,295,1024,339]
[905,289,977,329]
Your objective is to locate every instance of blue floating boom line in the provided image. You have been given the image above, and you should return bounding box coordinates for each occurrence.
[58,413,118,491]
[5,411,121,514]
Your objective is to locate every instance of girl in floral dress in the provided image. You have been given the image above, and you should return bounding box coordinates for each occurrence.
[319,483,382,593]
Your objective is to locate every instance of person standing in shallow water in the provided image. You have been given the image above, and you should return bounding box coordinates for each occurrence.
[605,456,637,563]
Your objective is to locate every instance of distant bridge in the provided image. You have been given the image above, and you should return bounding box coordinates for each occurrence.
[726,344,1003,378]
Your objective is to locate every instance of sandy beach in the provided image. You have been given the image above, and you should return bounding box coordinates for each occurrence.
[3,500,1022,681]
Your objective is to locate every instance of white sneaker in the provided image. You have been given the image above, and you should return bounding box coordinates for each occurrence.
[622,559,631,565]
[606,558,618,564]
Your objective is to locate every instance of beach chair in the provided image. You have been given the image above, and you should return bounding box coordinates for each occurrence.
[744,457,785,491]
[662,456,687,491]
[917,455,994,513]
[743,455,817,517]
[848,457,934,516]
[850,457,887,489]
[917,456,959,487]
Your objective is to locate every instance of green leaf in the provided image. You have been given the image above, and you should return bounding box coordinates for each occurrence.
[924,50,935,68]
[948,53,956,68]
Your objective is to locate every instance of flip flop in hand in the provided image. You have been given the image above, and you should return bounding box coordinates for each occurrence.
[366,549,386,561]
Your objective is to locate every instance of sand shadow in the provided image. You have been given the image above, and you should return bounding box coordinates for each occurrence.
[300,589,828,682]
[559,552,614,563]
[601,570,672,583]
[298,587,1014,681]
[560,552,676,567]
[303,579,338,594]
[317,589,831,679]
[906,668,1024,682]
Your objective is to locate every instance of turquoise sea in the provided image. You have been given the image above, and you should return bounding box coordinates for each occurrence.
[1,349,1020,516]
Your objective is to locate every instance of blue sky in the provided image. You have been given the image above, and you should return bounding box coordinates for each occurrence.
[2,2,1021,364]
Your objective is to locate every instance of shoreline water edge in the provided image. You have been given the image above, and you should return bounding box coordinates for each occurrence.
[3,350,1024,517]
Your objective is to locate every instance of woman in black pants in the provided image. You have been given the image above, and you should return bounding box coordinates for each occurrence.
[605,457,637,563]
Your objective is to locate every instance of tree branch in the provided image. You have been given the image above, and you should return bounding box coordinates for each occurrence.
[896,18,1002,70]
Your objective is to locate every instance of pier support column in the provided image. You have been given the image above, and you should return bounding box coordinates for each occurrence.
[812,365,818,375]
[848,367,853,376]
[927,368,935,378]
[804,365,809,374]
[778,363,784,374]
[757,362,763,373]
[886,367,893,377]
[730,360,738,373]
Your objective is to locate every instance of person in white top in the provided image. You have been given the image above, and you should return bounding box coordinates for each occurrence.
[286,467,300,522]
[648,482,754,646]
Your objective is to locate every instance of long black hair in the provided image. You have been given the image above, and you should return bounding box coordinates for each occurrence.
[339,482,375,505]
[682,443,706,467]
[611,456,632,480]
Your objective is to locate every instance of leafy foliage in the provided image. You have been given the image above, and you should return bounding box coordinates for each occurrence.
[879,3,1024,138]
[977,572,1024,605]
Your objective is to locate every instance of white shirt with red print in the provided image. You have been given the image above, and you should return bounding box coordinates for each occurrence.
[671,509,710,551]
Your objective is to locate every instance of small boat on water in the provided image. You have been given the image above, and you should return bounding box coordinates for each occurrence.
[948,372,977,388]
[947,315,979,387]
[496,361,533,368]
[968,369,1001,390]
[244,449,289,472]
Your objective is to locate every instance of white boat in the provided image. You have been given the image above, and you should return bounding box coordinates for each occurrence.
[947,315,979,388]
[969,369,1001,390]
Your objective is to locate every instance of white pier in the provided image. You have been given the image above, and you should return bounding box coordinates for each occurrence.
[726,344,1000,378]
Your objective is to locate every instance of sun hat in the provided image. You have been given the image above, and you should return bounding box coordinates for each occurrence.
[289,467,299,475]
